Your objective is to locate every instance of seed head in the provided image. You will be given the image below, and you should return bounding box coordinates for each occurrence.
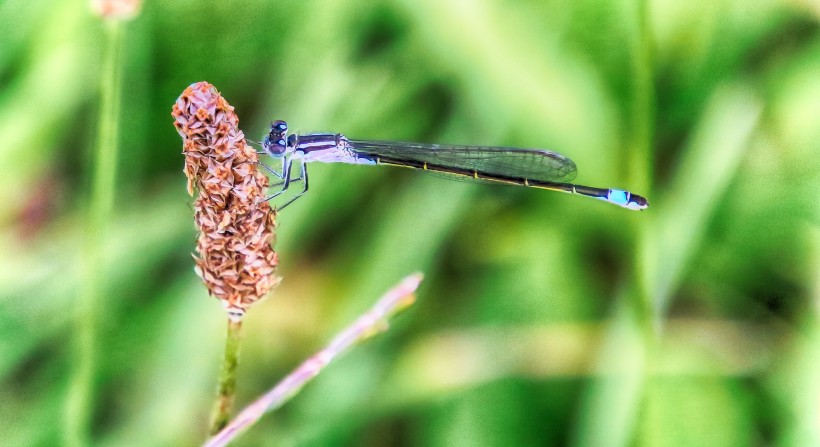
[172,82,278,320]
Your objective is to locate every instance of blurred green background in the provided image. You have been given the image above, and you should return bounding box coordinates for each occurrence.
[1,0,819,445]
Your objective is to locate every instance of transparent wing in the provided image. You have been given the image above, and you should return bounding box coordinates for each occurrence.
[346,139,578,183]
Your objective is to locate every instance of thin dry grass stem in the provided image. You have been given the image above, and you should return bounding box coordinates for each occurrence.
[172,81,279,320]
[203,273,424,447]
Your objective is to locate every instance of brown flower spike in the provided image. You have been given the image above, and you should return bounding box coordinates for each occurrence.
[172,82,278,320]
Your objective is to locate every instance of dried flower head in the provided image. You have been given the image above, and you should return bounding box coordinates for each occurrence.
[91,0,141,20]
[172,82,278,320]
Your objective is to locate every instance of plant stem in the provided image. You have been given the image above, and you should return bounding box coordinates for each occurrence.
[210,318,244,435]
[631,0,655,327]
[63,20,124,447]
[630,0,654,191]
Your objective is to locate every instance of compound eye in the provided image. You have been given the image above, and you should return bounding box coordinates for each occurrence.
[273,120,288,133]
[268,142,286,157]
[262,135,287,157]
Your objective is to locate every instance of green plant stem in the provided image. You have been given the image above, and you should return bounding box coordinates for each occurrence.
[630,0,654,192]
[63,20,124,447]
[210,318,244,435]
[631,0,655,328]
[632,0,655,371]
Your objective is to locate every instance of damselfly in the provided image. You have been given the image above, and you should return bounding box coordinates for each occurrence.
[254,120,649,211]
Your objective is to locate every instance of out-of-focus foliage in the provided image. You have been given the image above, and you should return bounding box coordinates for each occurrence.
[1,0,818,445]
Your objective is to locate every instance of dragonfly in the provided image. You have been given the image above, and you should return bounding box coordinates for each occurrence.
[252,120,649,211]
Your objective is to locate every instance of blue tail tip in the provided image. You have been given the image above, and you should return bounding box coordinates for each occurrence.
[609,189,649,211]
